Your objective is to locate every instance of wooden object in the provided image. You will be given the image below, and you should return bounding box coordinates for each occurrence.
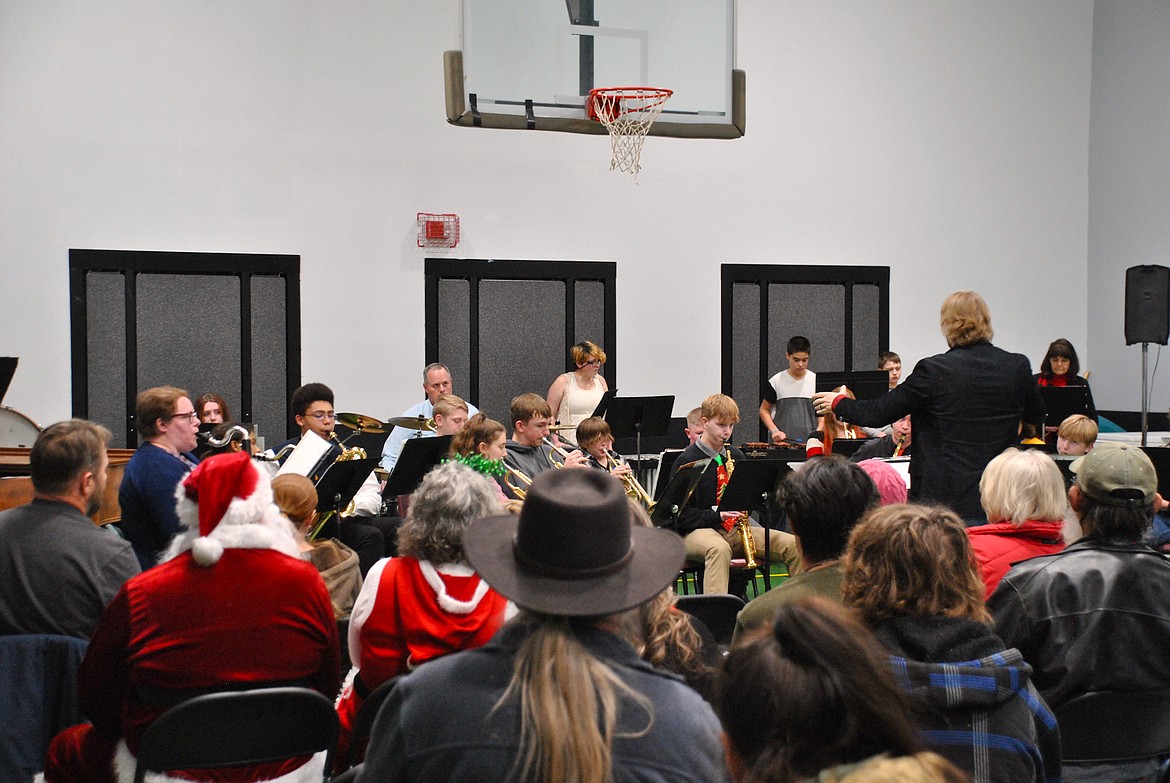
[0,448,137,525]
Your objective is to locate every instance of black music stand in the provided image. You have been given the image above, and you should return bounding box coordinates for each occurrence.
[381,435,453,499]
[651,458,711,529]
[717,459,790,591]
[606,395,674,484]
[591,389,617,419]
[1039,386,1092,430]
[313,457,378,539]
[815,371,890,400]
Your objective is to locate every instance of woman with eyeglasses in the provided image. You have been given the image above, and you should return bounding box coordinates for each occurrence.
[117,386,202,569]
[545,340,609,447]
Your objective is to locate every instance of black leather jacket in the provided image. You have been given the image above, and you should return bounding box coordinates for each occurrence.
[989,537,1170,709]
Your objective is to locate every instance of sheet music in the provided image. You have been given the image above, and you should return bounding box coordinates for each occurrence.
[276,429,333,477]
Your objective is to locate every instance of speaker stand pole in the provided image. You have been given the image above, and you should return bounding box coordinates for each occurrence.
[1141,341,1150,447]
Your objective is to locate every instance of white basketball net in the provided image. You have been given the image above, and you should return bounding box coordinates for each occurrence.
[590,88,672,179]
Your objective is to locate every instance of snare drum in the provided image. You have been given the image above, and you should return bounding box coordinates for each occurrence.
[0,406,42,448]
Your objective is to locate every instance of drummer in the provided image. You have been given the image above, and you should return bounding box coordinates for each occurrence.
[379,363,479,472]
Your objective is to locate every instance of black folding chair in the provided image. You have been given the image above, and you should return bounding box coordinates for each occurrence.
[133,687,338,783]
[674,594,746,648]
[345,675,402,769]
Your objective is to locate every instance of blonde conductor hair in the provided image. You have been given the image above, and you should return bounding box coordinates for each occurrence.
[1058,414,1098,447]
[939,291,993,348]
[980,448,1067,526]
[700,394,740,425]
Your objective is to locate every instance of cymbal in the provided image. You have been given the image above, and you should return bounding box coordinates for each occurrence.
[335,413,388,434]
[386,415,435,431]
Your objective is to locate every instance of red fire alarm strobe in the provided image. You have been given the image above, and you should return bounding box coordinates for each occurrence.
[417,213,460,248]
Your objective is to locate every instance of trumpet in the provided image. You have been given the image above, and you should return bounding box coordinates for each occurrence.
[503,464,533,500]
[605,448,655,511]
[542,436,580,469]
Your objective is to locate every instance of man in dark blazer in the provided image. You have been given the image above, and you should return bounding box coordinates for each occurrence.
[814,291,1044,522]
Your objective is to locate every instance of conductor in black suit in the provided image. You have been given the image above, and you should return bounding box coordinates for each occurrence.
[813,291,1044,523]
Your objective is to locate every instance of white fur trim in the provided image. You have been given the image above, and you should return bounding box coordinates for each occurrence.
[165,465,301,565]
[419,559,490,614]
[113,740,327,783]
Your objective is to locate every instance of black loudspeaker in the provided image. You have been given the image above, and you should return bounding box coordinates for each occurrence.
[1125,265,1170,346]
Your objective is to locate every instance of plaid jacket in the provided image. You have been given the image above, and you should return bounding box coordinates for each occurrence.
[876,615,1062,783]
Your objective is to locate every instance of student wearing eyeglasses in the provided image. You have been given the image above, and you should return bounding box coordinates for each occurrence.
[118,386,202,569]
[273,382,392,576]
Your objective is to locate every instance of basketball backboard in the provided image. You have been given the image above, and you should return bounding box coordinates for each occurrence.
[445,0,744,139]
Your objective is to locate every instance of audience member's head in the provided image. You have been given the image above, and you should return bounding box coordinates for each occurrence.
[843,504,989,625]
[717,597,963,783]
[1057,413,1097,456]
[272,473,318,533]
[397,461,499,565]
[1070,444,1157,539]
[980,448,1066,526]
[940,290,993,348]
[856,459,908,506]
[780,456,878,565]
[462,469,685,783]
[169,451,299,566]
[30,420,112,515]
[195,392,231,425]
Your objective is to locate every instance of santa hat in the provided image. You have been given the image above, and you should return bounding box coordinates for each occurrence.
[172,451,297,566]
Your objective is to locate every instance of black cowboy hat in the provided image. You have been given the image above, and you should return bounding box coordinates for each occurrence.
[464,468,686,616]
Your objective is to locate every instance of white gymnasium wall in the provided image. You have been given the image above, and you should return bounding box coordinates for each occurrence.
[0,0,1093,430]
[1087,0,1170,415]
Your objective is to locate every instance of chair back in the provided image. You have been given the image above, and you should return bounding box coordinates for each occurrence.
[1055,688,1170,763]
[674,594,746,647]
[346,675,401,768]
[132,687,338,783]
[0,634,88,781]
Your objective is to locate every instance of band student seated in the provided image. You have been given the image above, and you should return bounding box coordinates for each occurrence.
[118,386,202,569]
[814,291,1044,524]
[850,414,912,462]
[380,363,479,473]
[499,393,588,499]
[275,382,395,576]
[759,335,815,445]
[0,419,139,639]
[670,394,802,596]
[575,416,633,478]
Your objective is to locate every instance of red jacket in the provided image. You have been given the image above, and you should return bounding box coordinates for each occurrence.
[967,520,1064,599]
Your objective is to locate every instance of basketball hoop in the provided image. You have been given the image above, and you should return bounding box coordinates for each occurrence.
[588,87,672,179]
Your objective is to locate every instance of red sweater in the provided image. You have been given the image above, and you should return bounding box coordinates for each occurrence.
[967,520,1065,599]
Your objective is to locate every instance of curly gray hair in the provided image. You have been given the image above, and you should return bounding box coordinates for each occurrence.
[397,461,501,564]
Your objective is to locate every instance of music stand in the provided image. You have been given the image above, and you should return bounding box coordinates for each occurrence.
[815,371,890,400]
[1038,386,1092,430]
[312,457,378,539]
[606,395,674,484]
[590,389,617,419]
[717,459,790,591]
[382,435,453,499]
[651,458,711,529]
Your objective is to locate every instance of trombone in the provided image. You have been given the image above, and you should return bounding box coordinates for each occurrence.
[605,448,656,511]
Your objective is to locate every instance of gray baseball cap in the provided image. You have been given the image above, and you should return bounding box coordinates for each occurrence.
[1070,443,1157,508]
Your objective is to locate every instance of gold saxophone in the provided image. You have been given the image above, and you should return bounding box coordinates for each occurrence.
[332,434,368,519]
[724,451,758,568]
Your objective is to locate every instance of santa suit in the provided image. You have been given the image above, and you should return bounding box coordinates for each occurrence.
[44,453,340,783]
[335,556,507,763]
